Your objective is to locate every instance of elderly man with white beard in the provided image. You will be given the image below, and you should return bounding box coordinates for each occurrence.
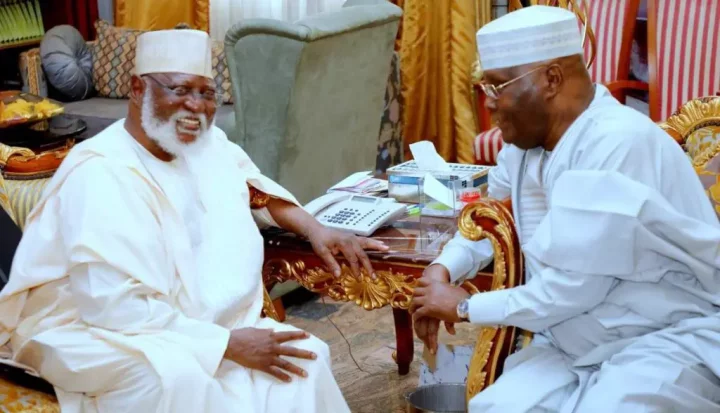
[0,30,386,413]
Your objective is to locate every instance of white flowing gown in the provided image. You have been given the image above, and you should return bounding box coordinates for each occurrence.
[0,121,351,413]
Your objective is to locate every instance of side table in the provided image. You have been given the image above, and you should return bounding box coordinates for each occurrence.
[262,214,495,375]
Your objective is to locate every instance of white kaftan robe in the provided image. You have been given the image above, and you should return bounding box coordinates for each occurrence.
[433,85,720,412]
[0,120,350,413]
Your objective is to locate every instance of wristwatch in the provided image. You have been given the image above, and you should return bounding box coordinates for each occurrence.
[456,298,470,322]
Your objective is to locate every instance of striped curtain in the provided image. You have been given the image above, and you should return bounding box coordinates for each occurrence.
[653,0,720,121]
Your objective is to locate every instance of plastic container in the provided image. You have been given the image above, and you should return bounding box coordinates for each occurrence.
[405,383,467,413]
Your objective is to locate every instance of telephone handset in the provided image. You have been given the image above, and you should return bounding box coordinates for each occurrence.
[303,192,406,237]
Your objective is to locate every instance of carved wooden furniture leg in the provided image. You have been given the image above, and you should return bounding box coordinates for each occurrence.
[272,298,286,322]
[392,308,414,375]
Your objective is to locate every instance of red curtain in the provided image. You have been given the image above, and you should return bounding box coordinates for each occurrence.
[41,0,100,40]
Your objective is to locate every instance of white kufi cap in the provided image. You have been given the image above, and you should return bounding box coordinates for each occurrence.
[135,29,213,78]
[476,5,583,71]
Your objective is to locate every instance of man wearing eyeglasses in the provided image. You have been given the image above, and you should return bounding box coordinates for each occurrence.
[0,29,387,413]
[410,5,720,413]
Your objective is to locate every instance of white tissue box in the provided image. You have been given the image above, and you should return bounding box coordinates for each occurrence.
[387,161,491,203]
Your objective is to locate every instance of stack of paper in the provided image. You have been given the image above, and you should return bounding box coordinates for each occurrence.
[328,171,388,196]
[0,0,45,47]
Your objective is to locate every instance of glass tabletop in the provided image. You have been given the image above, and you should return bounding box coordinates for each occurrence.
[368,214,458,262]
[262,213,459,266]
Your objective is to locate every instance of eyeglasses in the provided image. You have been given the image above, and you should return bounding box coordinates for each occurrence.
[144,75,218,103]
[479,65,547,99]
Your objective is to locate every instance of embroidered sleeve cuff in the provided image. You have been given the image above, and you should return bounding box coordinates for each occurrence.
[467,289,512,325]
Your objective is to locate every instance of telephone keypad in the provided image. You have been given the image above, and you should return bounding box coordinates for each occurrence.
[317,196,406,236]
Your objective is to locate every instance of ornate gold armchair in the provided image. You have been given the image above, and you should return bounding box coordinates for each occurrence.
[459,96,720,406]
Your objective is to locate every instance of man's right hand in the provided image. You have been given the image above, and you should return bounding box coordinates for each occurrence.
[414,264,456,354]
[224,328,316,382]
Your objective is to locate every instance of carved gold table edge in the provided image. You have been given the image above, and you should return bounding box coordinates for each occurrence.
[262,257,420,311]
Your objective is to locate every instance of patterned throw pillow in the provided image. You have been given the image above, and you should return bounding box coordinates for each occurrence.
[92,20,233,103]
[92,20,144,99]
[211,40,233,104]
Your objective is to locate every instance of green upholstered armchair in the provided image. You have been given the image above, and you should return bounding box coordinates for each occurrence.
[224,2,402,204]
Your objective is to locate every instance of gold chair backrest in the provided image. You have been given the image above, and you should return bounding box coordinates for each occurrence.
[659,96,720,167]
[659,96,720,218]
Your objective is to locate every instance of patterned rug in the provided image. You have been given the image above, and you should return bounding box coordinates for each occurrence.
[283,291,478,412]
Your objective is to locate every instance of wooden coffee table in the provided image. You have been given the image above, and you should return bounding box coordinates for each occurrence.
[261,214,494,375]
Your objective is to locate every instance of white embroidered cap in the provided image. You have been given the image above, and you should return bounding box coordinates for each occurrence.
[476,5,583,71]
[135,29,213,78]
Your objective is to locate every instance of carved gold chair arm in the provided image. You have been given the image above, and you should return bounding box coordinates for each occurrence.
[458,198,526,405]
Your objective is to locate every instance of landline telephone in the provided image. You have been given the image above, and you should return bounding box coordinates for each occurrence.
[303,192,407,237]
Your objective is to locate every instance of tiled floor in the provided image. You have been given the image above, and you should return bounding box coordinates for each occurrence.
[282,290,478,412]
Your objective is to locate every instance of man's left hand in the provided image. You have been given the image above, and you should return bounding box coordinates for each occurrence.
[410,278,471,324]
[308,227,388,278]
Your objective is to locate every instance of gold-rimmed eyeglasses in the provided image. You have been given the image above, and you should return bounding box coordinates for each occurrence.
[478,65,547,99]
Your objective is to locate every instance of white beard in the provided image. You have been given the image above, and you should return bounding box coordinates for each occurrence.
[140,90,213,159]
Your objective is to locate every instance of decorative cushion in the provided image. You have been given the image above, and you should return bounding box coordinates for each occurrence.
[40,25,94,101]
[210,41,233,105]
[92,20,143,99]
[92,20,233,103]
[0,376,58,413]
[19,49,48,97]
[473,127,503,166]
